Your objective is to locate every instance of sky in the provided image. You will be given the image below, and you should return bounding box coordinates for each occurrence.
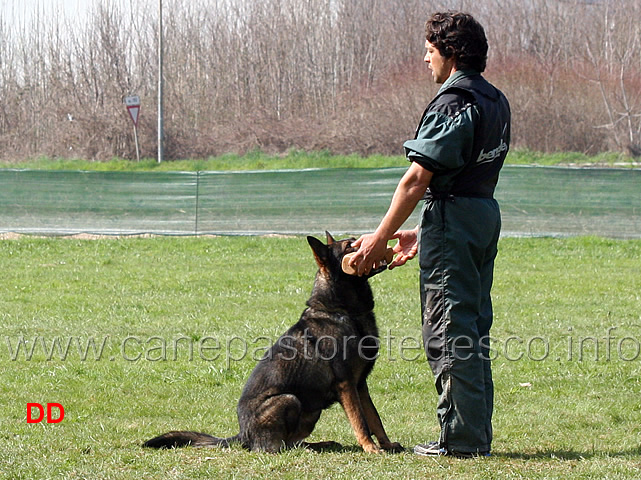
[2,0,92,23]
[0,0,133,26]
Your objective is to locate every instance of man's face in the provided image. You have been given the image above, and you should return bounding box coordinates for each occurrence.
[424,40,457,84]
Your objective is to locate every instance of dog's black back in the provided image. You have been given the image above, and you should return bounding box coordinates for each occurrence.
[143,233,400,454]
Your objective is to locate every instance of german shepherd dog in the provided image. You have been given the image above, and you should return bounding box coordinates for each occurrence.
[143,233,402,454]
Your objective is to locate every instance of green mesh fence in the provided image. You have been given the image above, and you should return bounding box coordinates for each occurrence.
[0,166,639,238]
[497,166,640,238]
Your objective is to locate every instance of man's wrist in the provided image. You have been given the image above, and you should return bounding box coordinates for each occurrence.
[374,226,394,244]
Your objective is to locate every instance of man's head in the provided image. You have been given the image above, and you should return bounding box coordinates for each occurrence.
[424,11,488,83]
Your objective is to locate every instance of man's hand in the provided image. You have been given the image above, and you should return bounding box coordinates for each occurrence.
[348,233,390,277]
[348,227,419,275]
[388,228,418,270]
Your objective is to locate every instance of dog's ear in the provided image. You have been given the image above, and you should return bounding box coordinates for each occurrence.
[307,236,329,270]
[325,231,336,245]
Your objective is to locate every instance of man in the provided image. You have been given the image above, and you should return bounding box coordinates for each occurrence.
[348,11,511,457]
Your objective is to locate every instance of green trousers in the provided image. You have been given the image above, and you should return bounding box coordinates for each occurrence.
[418,196,501,454]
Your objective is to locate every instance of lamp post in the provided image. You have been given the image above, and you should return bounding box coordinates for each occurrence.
[157,0,164,163]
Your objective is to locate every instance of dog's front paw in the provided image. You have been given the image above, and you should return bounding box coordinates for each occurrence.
[381,441,404,453]
[363,442,384,454]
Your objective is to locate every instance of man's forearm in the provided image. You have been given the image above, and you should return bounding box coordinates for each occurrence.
[374,162,432,240]
[349,162,432,276]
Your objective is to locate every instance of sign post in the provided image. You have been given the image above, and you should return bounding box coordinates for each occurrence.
[124,95,141,162]
[158,0,164,163]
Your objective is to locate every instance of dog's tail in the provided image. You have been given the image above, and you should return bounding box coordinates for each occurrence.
[143,431,241,449]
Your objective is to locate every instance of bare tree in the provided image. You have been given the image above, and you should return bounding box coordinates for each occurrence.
[583,2,641,155]
[0,0,639,160]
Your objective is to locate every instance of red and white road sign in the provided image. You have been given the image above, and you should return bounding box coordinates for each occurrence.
[124,95,141,127]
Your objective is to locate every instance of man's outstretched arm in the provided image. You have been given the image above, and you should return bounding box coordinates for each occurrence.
[349,162,432,276]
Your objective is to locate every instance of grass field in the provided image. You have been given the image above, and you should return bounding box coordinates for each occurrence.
[0,149,638,172]
[1,235,640,479]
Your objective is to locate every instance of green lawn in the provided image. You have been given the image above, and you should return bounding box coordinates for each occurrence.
[1,149,637,172]
[1,236,640,479]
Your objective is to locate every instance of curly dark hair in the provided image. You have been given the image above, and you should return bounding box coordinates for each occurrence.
[425,12,488,73]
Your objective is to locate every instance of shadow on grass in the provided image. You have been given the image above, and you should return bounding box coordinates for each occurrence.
[305,443,407,454]
[498,446,641,460]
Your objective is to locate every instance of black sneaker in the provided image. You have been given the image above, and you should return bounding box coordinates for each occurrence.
[414,442,490,459]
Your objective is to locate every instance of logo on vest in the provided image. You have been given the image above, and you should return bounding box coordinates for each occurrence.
[477,138,508,165]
